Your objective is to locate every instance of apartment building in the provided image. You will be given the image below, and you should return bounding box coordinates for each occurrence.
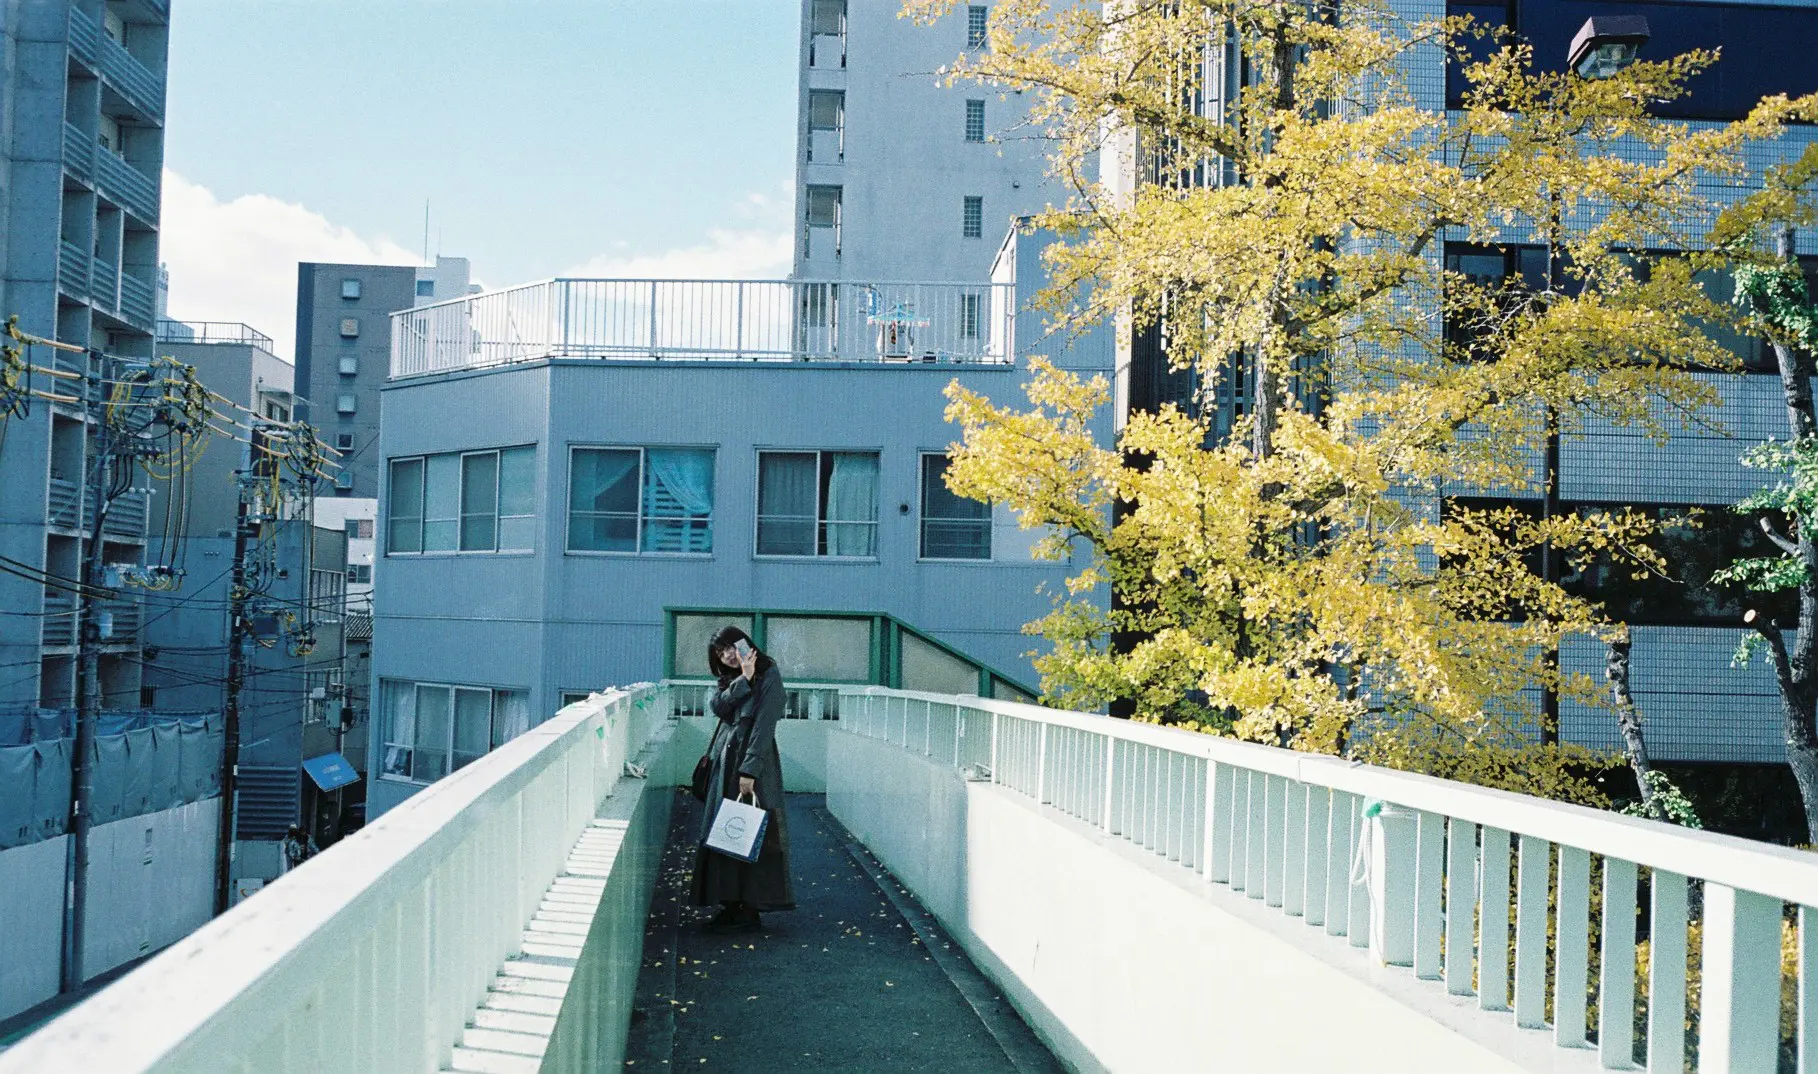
[793,1,1065,283]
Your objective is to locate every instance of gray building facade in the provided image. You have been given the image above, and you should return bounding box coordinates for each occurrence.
[293,256,472,498]
[793,0,1064,284]
[0,0,170,710]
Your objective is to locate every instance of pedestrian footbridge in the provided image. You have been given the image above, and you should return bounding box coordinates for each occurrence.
[3,684,1814,1073]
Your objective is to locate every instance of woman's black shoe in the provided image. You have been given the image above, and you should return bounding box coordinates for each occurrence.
[705,905,761,934]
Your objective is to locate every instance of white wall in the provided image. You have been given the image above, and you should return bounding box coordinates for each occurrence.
[827,730,1535,1074]
[0,798,221,1022]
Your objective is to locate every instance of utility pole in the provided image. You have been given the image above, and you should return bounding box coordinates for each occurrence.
[215,437,255,913]
[62,347,109,993]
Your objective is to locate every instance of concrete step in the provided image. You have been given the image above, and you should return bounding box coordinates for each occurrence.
[499,960,572,983]
[533,907,594,924]
[460,1026,547,1058]
[444,1045,539,1074]
[528,916,590,936]
[489,976,566,1000]
[473,1008,558,1037]
[484,991,563,1017]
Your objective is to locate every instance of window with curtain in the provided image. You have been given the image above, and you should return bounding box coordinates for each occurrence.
[380,680,534,784]
[387,446,537,555]
[921,453,991,560]
[568,447,714,554]
[756,450,878,557]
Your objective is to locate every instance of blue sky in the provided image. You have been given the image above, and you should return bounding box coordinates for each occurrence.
[160,0,801,359]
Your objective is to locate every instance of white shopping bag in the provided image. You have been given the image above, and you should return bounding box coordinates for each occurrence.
[704,792,769,863]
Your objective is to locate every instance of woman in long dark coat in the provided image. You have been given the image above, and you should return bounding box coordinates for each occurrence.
[692,625,795,932]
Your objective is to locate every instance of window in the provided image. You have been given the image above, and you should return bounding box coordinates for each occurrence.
[339,355,358,376]
[346,564,372,584]
[264,401,290,421]
[967,5,988,49]
[335,432,356,451]
[336,393,356,414]
[965,99,986,142]
[387,446,536,554]
[962,195,984,239]
[809,90,844,132]
[310,568,346,620]
[921,454,991,560]
[341,278,362,300]
[568,447,714,554]
[380,681,531,784]
[345,518,374,540]
[810,0,845,35]
[339,317,360,338]
[807,90,845,163]
[805,185,843,257]
[756,451,880,557]
[416,279,436,298]
[959,293,982,339]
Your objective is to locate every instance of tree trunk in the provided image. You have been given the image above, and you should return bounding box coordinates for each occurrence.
[1604,639,1666,822]
[1763,224,1818,843]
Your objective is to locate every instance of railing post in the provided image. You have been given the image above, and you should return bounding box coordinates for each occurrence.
[989,709,999,784]
[1036,722,1048,804]
[648,280,659,354]
[1103,735,1116,833]
[736,281,746,358]
[1367,803,1416,967]
[1699,883,1784,1071]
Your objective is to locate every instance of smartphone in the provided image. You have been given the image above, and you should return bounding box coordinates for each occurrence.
[734,640,753,660]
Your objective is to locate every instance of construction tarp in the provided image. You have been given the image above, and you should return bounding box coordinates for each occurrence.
[0,711,221,851]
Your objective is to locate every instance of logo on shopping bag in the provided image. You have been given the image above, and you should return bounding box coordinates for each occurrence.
[724,816,747,838]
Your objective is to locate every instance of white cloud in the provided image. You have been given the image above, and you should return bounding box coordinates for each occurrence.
[159,170,421,363]
[560,228,792,281]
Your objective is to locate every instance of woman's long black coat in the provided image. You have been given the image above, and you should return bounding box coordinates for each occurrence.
[691,664,796,911]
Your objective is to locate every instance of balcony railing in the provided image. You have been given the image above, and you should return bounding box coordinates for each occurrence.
[66,7,97,67]
[104,489,148,541]
[118,271,154,328]
[46,478,83,532]
[92,257,119,314]
[94,149,160,225]
[61,122,93,184]
[41,594,77,649]
[155,321,275,350]
[389,278,1015,379]
[96,598,140,645]
[57,242,91,300]
[70,7,166,120]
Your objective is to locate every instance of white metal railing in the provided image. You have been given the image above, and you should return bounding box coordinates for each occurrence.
[840,686,1818,1072]
[0,686,672,1074]
[388,278,1015,378]
[155,321,276,349]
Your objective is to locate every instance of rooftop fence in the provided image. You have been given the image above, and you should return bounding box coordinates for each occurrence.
[155,321,275,350]
[388,278,1015,378]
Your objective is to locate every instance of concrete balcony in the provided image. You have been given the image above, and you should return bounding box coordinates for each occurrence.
[6,685,1813,1072]
[94,149,160,226]
[68,8,166,122]
[61,122,93,185]
[57,242,91,303]
[40,594,77,650]
[389,278,1015,379]
[46,478,83,533]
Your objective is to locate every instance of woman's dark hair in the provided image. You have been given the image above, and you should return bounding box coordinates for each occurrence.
[706,625,775,681]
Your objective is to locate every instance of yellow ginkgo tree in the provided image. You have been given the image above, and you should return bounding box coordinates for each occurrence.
[911,0,1818,802]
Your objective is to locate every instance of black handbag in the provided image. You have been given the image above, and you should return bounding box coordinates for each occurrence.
[690,753,712,802]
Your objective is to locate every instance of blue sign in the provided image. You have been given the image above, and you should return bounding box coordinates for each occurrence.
[302,752,360,792]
